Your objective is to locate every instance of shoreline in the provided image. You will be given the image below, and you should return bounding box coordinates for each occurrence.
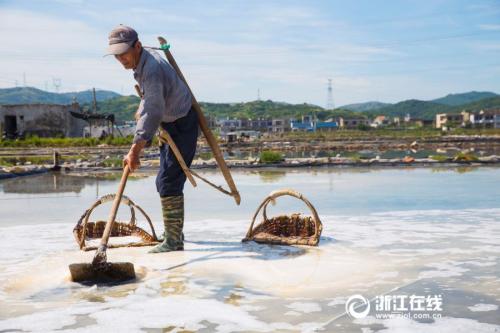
[2,156,499,180]
[2,134,500,179]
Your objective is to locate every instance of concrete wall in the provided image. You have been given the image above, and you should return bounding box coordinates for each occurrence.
[0,103,87,138]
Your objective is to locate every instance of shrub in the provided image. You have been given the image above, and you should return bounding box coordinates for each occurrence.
[430,155,449,162]
[453,152,478,162]
[357,124,371,131]
[259,150,284,164]
[102,157,123,167]
[0,135,134,147]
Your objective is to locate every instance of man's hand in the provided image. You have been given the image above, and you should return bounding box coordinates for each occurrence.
[123,140,147,172]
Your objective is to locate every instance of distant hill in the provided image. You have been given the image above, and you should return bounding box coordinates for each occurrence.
[431,91,498,106]
[0,87,120,105]
[200,100,325,119]
[79,95,500,124]
[365,96,500,120]
[365,99,452,120]
[91,99,362,124]
[199,100,361,121]
[2,87,499,123]
[86,95,141,123]
[341,101,391,112]
[450,96,500,112]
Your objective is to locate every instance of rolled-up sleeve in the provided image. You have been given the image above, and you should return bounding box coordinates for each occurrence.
[133,70,165,144]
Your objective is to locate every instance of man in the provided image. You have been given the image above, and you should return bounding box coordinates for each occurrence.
[106,24,198,253]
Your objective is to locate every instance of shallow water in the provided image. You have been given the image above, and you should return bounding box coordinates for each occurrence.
[0,167,499,332]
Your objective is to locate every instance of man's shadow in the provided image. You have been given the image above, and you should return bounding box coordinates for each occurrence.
[160,236,336,272]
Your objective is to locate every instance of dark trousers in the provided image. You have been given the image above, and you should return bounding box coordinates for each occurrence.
[156,107,198,197]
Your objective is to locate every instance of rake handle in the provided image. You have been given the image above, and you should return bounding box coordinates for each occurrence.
[100,165,130,247]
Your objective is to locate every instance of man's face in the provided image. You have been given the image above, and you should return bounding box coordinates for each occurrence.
[114,41,141,70]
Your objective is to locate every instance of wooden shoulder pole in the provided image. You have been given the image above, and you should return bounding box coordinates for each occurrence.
[134,84,197,188]
[157,37,241,205]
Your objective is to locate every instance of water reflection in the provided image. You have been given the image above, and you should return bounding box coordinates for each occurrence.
[0,171,150,195]
[431,166,478,174]
[0,166,490,196]
[1,173,87,194]
[255,170,287,183]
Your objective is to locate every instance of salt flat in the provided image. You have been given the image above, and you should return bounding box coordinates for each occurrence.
[0,167,499,332]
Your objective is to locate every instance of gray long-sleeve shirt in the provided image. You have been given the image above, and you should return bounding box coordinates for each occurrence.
[133,48,192,144]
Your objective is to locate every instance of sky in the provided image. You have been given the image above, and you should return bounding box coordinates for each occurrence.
[0,0,499,107]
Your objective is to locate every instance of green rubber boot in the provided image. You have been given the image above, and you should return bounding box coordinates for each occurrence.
[149,195,185,253]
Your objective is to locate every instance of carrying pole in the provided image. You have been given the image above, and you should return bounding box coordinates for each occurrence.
[156,37,241,205]
[134,84,197,187]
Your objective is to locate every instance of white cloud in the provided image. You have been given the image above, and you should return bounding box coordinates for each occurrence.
[468,41,500,52]
[0,9,102,56]
[0,9,134,92]
[0,4,395,104]
[479,24,500,31]
[1,3,498,105]
[253,5,331,28]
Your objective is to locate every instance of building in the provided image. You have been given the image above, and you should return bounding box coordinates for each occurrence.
[290,121,314,131]
[218,117,278,134]
[289,115,315,132]
[70,110,115,138]
[371,115,391,128]
[407,118,433,128]
[290,119,314,131]
[220,130,260,143]
[341,117,370,129]
[205,115,217,130]
[470,109,500,128]
[271,118,290,133]
[217,118,243,132]
[250,119,272,132]
[335,117,345,128]
[301,115,314,124]
[240,118,251,129]
[435,111,470,129]
[0,102,88,139]
[315,121,339,131]
[115,122,136,137]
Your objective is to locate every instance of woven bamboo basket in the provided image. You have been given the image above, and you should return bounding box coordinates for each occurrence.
[242,189,322,246]
[73,194,159,251]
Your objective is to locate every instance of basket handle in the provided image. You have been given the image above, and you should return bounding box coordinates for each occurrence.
[74,194,158,249]
[244,189,322,241]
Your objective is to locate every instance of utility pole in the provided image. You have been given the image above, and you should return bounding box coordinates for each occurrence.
[92,87,97,113]
[52,78,61,93]
[326,78,334,110]
[257,88,261,101]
